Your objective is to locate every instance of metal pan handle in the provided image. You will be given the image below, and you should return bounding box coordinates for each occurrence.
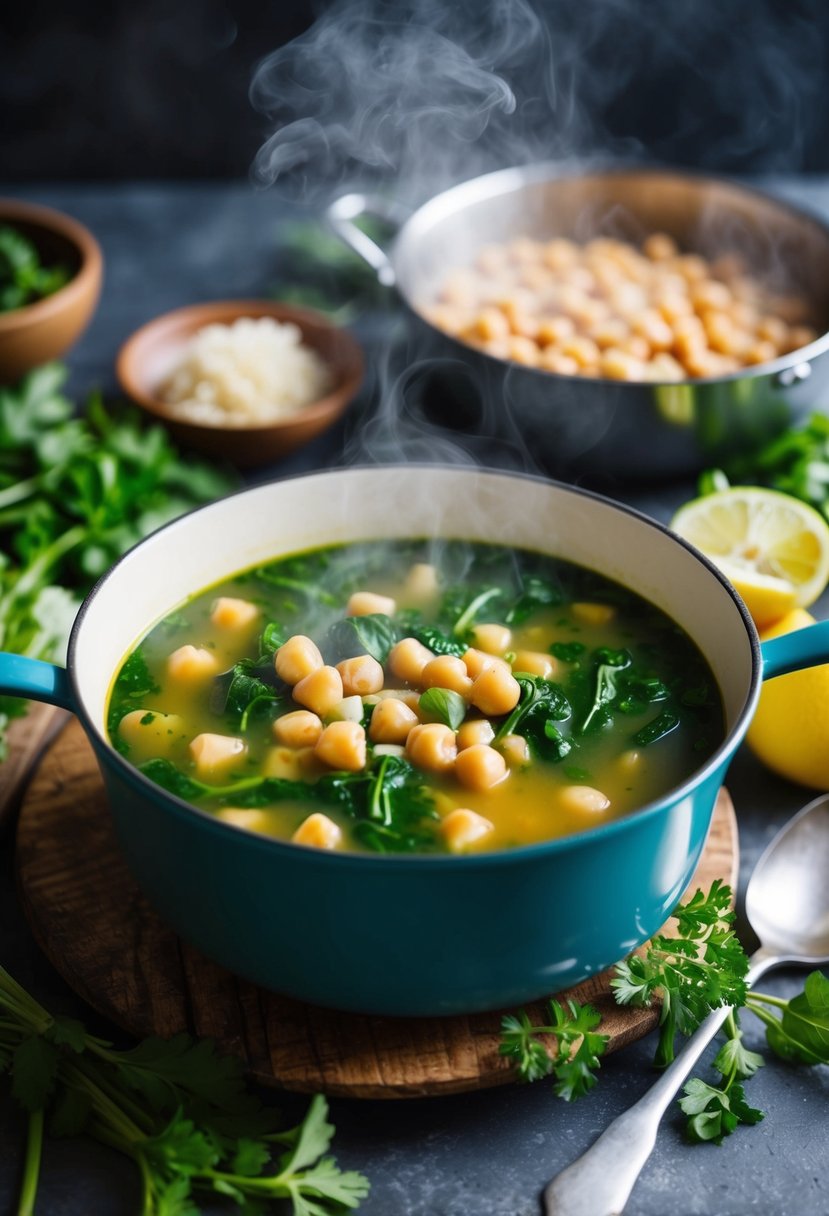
[325,193,408,288]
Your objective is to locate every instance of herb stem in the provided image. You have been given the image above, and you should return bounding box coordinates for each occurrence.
[453,588,502,637]
[17,1108,44,1216]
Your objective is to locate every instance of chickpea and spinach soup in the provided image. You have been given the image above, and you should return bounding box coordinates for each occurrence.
[107,541,723,855]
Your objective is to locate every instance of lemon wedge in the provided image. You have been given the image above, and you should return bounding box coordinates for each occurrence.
[671,487,829,630]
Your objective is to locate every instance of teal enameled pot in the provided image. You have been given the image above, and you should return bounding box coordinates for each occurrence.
[3,467,829,1016]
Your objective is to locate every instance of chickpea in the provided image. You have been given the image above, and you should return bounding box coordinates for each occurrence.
[210,597,259,631]
[457,719,495,750]
[648,353,687,382]
[466,307,510,343]
[656,294,694,325]
[347,591,397,617]
[273,710,323,748]
[643,232,678,261]
[674,254,708,282]
[540,349,580,376]
[167,645,220,683]
[421,655,474,698]
[405,723,458,773]
[470,623,511,655]
[589,318,630,350]
[370,698,420,744]
[498,733,531,766]
[292,812,342,850]
[462,647,510,679]
[633,309,674,352]
[189,733,246,779]
[403,562,439,604]
[470,665,521,716]
[275,635,323,686]
[560,785,611,814]
[336,655,384,697]
[292,665,344,717]
[455,744,508,791]
[543,238,579,269]
[442,807,495,851]
[389,637,434,685]
[691,280,732,314]
[756,315,788,347]
[512,650,555,679]
[744,339,778,366]
[536,316,576,346]
[600,348,647,381]
[507,335,541,366]
[315,720,367,771]
[263,745,305,780]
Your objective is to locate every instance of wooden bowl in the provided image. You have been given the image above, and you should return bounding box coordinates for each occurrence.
[0,199,103,382]
[116,300,364,468]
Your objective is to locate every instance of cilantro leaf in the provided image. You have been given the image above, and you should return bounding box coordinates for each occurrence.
[499,999,607,1100]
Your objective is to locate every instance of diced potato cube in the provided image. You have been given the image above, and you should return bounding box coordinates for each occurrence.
[292,812,342,850]
[167,645,220,683]
[217,807,276,835]
[189,733,247,779]
[328,695,364,723]
[441,807,495,851]
[118,710,185,761]
[210,597,259,631]
[571,602,615,626]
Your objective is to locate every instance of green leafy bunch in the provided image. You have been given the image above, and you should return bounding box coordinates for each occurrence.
[0,225,70,312]
[0,964,368,1215]
[0,364,237,757]
[500,881,829,1145]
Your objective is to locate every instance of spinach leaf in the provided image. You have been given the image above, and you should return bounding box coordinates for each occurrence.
[210,659,290,728]
[419,687,467,730]
[550,641,586,662]
[452,587,503,638]
[505,577,562,625]
[405,623,466,658]
[113,648,159,698]
[495,675,573,761]
[632,710,680,746]
[322,613,398,664]
[259,621,287,655]
[581,649,631,734]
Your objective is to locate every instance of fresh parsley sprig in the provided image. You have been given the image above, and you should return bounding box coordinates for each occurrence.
[499,1000,608,1101]
[0,963,369,1214]
[611,878,749,1067]
[0,364,237,760]
[500,880,829,1147]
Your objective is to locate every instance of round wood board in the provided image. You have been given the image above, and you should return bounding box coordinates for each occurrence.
[16,717,738,1099]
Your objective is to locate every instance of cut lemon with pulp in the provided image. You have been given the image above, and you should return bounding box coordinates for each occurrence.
[671,487,829,630]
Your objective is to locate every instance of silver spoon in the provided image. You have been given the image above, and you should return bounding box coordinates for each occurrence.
[543,793,829,1216]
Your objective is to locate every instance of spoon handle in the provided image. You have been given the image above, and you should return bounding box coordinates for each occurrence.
[543,948,779,1216]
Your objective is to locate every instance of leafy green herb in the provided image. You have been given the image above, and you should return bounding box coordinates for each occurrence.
[418,687,467,730]
[0,964,368,1214]
[499,1000,608,1100]
[550,641,585,662]
[631,710,680,747]
[500,881,826,1149]
[504,577,562,625]
[495,674,572,760]
[580,648,631,734]
[401,622,466,658]
[323,613,398,665]
[701,413,829,521]
[0,364,237,758]
[0,225,70,311]
[612,879,748,1067]
[451,587,503,638]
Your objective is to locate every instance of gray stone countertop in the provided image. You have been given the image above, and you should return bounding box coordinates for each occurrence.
[0,178,827,1216]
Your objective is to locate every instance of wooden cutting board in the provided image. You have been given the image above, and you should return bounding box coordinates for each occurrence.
[15,717,738,1099]
[0,703,70,832]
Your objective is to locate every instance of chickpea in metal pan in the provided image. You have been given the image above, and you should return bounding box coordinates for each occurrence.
[427,231,816,381]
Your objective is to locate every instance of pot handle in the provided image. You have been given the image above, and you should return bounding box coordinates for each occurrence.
[325,193,409,288]
[0,652,74,711]
[761,618,829,680]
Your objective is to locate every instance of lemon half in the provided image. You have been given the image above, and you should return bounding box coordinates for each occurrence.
[671,487,829,630]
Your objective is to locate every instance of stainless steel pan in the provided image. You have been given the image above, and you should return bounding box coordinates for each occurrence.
[328,167,829,478]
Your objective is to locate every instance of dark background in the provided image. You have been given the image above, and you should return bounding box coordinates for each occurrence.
[3,0,829,183]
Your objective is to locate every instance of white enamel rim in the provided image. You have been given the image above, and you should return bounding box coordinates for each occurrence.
[68,465,762,868]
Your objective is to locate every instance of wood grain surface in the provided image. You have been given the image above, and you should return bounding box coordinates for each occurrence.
[15,717,738,1099]
[0,703,70,832]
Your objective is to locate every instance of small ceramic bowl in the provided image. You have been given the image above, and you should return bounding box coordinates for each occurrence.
[116,300,364,467]
[0,199,103,383]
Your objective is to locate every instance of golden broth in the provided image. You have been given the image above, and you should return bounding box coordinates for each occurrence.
[107,540,724,855]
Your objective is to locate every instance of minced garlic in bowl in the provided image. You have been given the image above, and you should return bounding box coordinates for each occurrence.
[160,316,333,425]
